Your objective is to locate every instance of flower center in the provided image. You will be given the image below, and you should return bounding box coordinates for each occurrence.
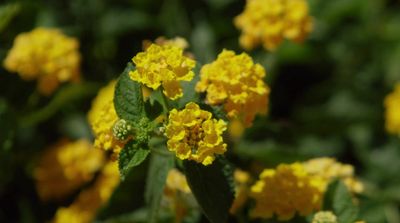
[184,124,204,153]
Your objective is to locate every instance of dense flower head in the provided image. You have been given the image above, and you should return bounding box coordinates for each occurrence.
[250,163,324,220]
[88,81,125,159]
[384,83,400,135]
[3,27,80,95]
[303,157,363,193]
[53,162,120,223]
[234,0,313,51]
[165,102,227,165]
[312,211,337,223]
[130,44,196,100]
[34,139,105,201]
[196,49,269,126]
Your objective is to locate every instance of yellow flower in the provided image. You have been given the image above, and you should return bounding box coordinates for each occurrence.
[234,0,313,51]
[130,44,196,100]
[312,211,337,223]
[53,162,120,223]
[250,163,324,220]
[165,102,227,165]
[88,80,125,159]
[165,169,191,195]
[385,83,400,135]
[3,27,80,95]
[143,36,189,51]
[196,49,269,126]
[34,139,105,201]
[230,169,251,214]
[303,157,364,193]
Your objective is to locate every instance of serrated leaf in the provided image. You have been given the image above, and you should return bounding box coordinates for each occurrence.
[145,148,174,223]
[183,158,234,223]
[323,180,359,223]
[114,63,145,122]
[118,140,150,181]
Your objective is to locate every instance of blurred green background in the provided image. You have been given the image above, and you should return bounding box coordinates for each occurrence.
[1,0,400,222]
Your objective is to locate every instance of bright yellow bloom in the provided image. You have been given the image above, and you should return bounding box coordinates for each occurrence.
[385,83,400,135]
[88,80,125,159]
[312,211,337,223]
[196,49,269,126]
[34,139,105,201]
[303,157,364,193]
[130,44,196,100]
[53,162,120,223]
[3,27,80,95]
[234,0,313,51]
[250,163,324,220]
[165,102,227,165]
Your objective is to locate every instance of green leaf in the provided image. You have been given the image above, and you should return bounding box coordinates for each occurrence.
[118,140,150,181]
[145,148,174,223]
[183,158,234,223]
[323,180,359,223]
[144,99,163,121]
[114,63,145,122]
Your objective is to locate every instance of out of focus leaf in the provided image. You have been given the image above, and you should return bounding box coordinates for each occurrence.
[183,158,234,223]
[118,140,150,181]
[145,148,174,223]
[114,63,145,122]
[0,3,19,33]
[323,180,359,223]
[191,21,216,64]
[0,99,15,151]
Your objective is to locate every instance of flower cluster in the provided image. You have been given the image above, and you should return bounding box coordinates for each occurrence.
[250,163,324,220]
[165,102,227,165]
[3,27,80,95]
[130,44,196,100]
[196,49,269,126]
[234,0,313,51]
[53,162,120,223]
[384,83,400,135]
[88,80,125,159]
[312,211,338,223]
[303,157,363,193]
[34,139,105,201]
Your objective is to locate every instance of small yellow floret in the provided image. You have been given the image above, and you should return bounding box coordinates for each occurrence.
[88,81,125,158]
[234,0,313,51]
[34,139,105,201]
[130,44,196,100]
[250,163,324,220]
[165,102,227,165]
[385,83,400,136]
[196,49,269,126]
[3,27,80,95]
[312,211,338,223]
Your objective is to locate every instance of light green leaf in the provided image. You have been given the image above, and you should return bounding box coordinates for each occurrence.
[118,140,150,181]
[323,180,359,223]
[114,63,145,122]
[183,158,234,223]
[145,148,174,223]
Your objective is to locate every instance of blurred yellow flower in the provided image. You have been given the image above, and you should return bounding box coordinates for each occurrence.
[303,157,364,193]
[250,163,324,220]
[88,80,125,159]
[53,162,120,223]
[384,83,400,135]
[230,169,251,214]
[34,139,105,201]
[143,36,189,51]
[130,44,196,100]
[234,0,313,51]
[165,169,191,195]
[196,49,269,126]
[3,27,80,95]
[312,211,337,223]
[165,102,227,165]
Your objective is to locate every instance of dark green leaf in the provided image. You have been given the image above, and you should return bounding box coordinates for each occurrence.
[323,180,359,223]
[118,140,150,181]
[114,63,145,122]
[183,158,234,223]
[144,99,163,121]
[145,148,174,223]
[0,99,15,151]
